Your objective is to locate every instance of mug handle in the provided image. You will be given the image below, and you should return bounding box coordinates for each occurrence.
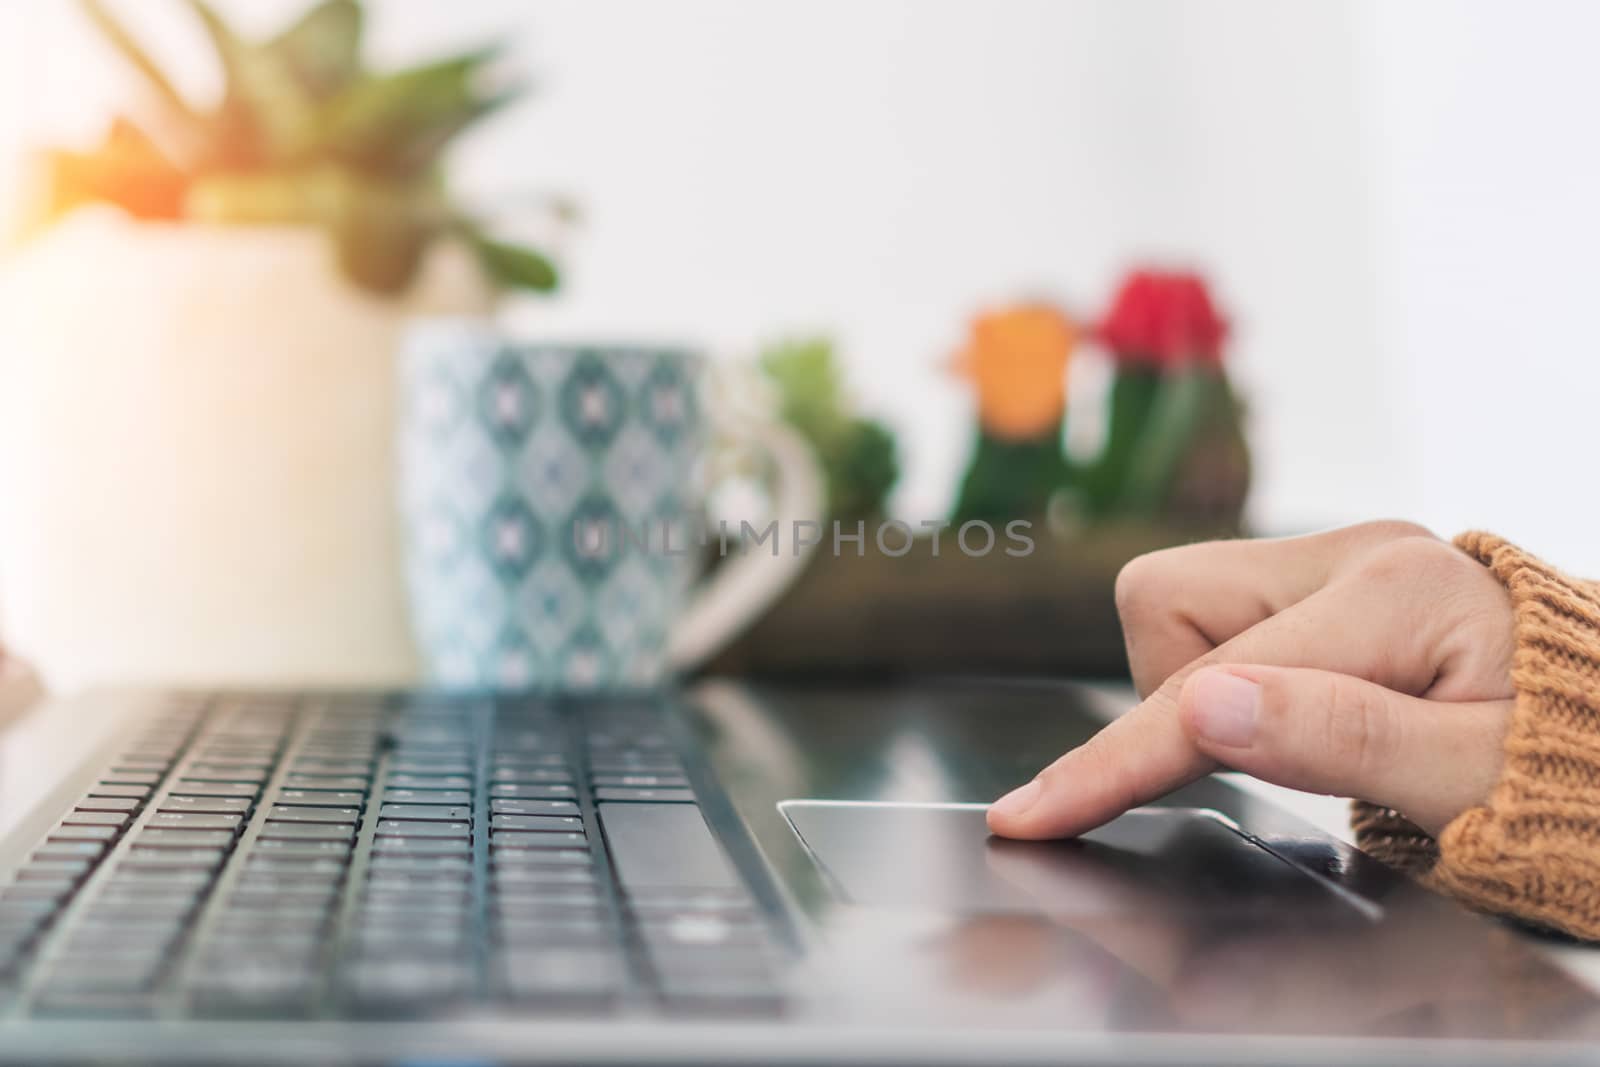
[666,414,826,672]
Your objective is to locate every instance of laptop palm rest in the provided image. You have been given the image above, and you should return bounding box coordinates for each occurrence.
[780,801,1367,923]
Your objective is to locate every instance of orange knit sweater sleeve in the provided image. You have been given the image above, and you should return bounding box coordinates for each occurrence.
[1352,532,1600,939]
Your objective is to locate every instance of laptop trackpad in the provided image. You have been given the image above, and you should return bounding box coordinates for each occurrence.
[781,802,1366,921]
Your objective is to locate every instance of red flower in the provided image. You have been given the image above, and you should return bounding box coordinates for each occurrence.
[1097,269,1228,367]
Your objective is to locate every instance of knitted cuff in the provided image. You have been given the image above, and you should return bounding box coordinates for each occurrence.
[1354,532,1600,939]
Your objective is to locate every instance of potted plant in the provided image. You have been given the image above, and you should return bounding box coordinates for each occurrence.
[949,303,1078,523]
[1084,269,1250,525]
[0,0,562,690]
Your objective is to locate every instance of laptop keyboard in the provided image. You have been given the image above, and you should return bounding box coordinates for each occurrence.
[0,693,786,1019]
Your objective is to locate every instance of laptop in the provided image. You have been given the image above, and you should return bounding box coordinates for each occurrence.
[0,677,1595,1065]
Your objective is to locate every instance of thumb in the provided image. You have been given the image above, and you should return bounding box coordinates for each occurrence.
[1178,665,1509,835]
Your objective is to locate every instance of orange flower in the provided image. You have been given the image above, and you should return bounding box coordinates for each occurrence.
[952,304,1077,441]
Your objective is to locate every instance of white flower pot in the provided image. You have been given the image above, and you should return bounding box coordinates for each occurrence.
[0,208,495,692]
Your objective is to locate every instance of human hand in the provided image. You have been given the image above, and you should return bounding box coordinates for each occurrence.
[987,522,1517,839]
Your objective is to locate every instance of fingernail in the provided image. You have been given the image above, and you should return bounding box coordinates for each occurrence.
[1189,671,1261,747]
[991,779,1042,818]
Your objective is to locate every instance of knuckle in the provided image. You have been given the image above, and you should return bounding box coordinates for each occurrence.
[1352,535,1460,589]
[1355,519,1436,545]
[1114,549,1181,622]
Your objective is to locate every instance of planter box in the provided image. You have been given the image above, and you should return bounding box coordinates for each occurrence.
[706,521,1239,679]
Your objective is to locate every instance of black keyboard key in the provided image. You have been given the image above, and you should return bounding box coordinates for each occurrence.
[383,789,470,806]
[282,775,368,791]
[184,765,268,782]
[286,760,371,776]
[173,781,260,798]
[237,870,344,892]
[366,872,470,893]
[490,832,588,850]
[260,822,356,842]
[386,774,471,790]
[228,887,340,911]
[488,784,577,801]
[637,914,767,950]
[594,788,696,804]
[591,774,690,789]
[87,784,151,799]
[32,841,107,861]
[624,888,757,913]
[98,870,209,895]
[367,855,472,876]
[60,810,132,828]
[489,782,574,799]
[16,859,90,881]
[489,771,579,790]
[589,761,683,775]
[99,771,162,786]
[147,813,243,832]
[491,866,598,888]
[488,847,592,866]
[159,795,252,815]
[377,804,470,822]
[597,804,736,891]
[122,847,226,871]
[370,838,470,857]
[375,821,469,838]
[268,806,361,824]
[111,755,173,769]
[344,957,470,1007]
[253,839,351,859]
[499,948,622,1005]
[188,755,273,768]
[189,965,317,1015]
[353,924,469,953]
[134,829,236,849]
[192,748,275,762]
[358,899,471,923]
[491,814,582,833]
[0,897,61,921]
[211,912,330,936]
[244,857,346,877]
[82,897,200,921]
[73,796,141,813]
[48,825,119,843]
[495,918,614,948]
[389,761,472,776]
[489,799,580,816]
[276,790,365,807]
[491,767,575,784]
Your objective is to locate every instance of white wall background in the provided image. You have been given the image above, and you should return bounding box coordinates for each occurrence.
[1,0,1596,571]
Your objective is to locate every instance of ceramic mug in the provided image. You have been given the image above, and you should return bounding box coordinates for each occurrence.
[399,320,822,691]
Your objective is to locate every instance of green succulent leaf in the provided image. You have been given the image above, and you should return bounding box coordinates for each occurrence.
[66,1,564,301]
[185,0,321,166]
[320,49,515,176]
[470,233,559,292]
[760,338,900,519]
[270,0,364,100]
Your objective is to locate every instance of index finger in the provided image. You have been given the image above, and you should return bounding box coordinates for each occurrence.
[990,570,1433,839]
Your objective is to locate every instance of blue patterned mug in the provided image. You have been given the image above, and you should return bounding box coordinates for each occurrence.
[398,320,821,691]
